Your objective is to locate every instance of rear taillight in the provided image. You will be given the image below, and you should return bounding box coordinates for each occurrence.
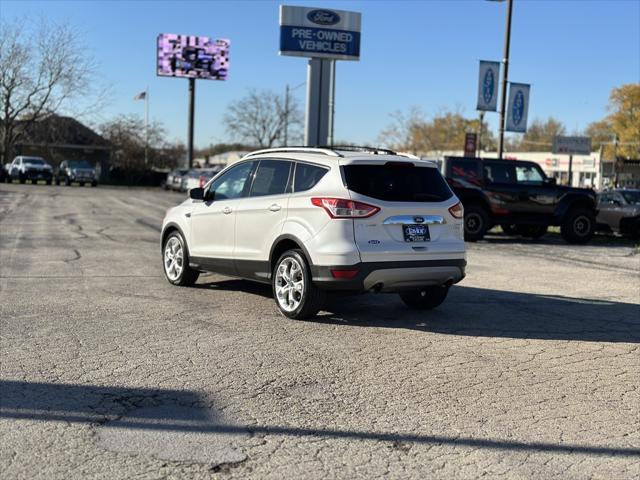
[449,202,463,219]
[311,198,380,218]
[199,175,205,188]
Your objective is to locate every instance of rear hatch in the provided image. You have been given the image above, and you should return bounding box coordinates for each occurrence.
[342,159,464,263]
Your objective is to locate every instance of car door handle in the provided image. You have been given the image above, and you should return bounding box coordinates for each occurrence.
[268,204,282,212]
[222,206,232,214]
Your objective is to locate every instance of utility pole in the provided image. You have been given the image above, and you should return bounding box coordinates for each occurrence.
[497,0,513,160]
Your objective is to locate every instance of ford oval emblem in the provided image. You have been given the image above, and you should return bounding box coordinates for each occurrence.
[368,240,380,245]
[512,90,524,126]
[307,9,341,26]
[414,216,425,223]
[482,69,494,105]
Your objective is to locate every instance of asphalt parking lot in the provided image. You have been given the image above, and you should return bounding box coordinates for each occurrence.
[1,183,639,479]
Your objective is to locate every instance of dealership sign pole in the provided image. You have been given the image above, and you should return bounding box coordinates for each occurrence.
[279,6,361,146]
[157,34,230,168]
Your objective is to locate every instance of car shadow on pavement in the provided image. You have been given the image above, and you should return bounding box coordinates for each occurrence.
[193,278,273,299]
[315,286,640,343]
[191,279,638,343]
[2,379,639,458]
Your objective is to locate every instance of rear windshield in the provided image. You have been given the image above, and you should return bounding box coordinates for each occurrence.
[342,164,453,202]
[24,158,45,165]
[68,160,92,168]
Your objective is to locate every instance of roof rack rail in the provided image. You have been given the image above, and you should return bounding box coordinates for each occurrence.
[242,147,342,158]
[321,145,397,155]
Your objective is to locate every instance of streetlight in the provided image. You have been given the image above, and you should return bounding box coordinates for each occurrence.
[488,0,514,159]
[284,81,305,146]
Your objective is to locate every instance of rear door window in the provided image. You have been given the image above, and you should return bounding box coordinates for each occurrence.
[294,163,329,192]
[342,163,453,202]
[484,162,516,184]
[249,160,291,197]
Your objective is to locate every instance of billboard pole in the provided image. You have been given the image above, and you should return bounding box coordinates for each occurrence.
[188,78,195,169]
[497,0,513,160]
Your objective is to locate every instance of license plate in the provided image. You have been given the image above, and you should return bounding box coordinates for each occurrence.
[403,224,430,242]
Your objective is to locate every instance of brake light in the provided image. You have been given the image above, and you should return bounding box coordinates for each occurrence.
[449,202,463,219]
[199,175,205,188]
[311,198,380,218]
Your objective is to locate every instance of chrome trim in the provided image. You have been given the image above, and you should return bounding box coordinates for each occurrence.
[382,215,445,225]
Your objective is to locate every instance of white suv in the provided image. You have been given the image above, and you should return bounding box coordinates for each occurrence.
[161,147,466,319]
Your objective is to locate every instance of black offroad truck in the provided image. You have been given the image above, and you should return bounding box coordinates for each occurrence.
[442,156,598,244]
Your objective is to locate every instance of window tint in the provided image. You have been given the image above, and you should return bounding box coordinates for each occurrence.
[294,163,328,192]
[516,164,544,184]
[209,161,253,200]
[342,164,453,202]
[450,159,481,186]
[484,163,516,184]
[249,160,291,197]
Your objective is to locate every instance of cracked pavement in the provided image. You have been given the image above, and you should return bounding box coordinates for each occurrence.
[1,183,639,479]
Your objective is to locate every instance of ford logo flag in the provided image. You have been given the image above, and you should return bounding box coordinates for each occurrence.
[506,83,531,133]
[307,9,341,26]
[477,61,500,111]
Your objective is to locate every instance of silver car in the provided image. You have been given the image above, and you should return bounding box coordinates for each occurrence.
[597,189,640,238]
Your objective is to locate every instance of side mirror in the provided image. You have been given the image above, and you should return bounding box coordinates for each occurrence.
[189,187,204,200]
[544,177,557,185]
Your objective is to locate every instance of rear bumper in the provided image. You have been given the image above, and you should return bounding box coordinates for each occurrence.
[311,259,466,292]
[23,170,52,180]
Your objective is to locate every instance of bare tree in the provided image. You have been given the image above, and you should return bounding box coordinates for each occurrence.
[223,89,302,148]
[99,115,181,171]
[0,18,106,163]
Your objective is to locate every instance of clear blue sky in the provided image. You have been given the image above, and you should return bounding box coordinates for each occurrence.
[2,0,639,148]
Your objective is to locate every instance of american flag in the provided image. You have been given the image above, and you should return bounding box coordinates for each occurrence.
[133,91,147,101]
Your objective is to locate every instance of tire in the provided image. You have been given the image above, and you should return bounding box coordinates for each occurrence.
[464,205,489,242]
[55,178,61,185]
[31,179,37,185]
[79,181,85,187]
[516,225,548,239]
[561,208,595,244]
[400,285,450,310]
[272,249,325,319]
[65,177,71,186]
[162,231,199,286]
[91,181,97,187]
[46,179,52,185]
[501,224,518,235]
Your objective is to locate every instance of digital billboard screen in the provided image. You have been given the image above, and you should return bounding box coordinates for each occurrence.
[157,34,230,80]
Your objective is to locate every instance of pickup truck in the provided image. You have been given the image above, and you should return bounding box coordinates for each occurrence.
[442,156,597,244]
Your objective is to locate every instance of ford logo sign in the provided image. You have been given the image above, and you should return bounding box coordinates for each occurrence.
[307,9,340,26]
[414,217,425,223]
[512,89,525,126]
[482,69,494,105]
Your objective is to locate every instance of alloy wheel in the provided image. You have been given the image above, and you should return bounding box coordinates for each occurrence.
[164,237,184,281]
[275,257,305,312]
